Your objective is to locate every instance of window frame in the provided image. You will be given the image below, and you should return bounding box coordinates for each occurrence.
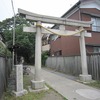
[91,17,100,32]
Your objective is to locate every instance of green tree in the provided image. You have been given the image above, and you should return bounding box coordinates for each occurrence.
[0,15,35,64]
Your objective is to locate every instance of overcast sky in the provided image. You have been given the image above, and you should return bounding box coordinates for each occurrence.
[0,0,79,21]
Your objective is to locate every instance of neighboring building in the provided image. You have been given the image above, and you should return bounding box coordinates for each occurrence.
[50,0,100,56]
[42,34,50,51]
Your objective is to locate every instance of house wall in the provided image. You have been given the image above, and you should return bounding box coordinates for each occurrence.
[50,8,100,56]
[50,37,62,55]
[86,31,100,44]
[81,8,100,15]
[61,36,80,56]
[50,36,80,56]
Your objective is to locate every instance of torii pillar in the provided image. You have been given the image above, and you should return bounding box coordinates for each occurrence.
[79,28,92,82]
[31,21,45,90]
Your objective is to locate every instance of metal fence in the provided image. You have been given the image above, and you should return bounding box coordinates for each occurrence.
[46,54,100,80]
[0,56,12,99]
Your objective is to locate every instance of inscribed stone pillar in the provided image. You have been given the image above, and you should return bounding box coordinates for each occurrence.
[13,64,27,96]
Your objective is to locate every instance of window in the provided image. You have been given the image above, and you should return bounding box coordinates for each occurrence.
[51,35,59,41]
[91,17,100,32]
[94,47,100,53]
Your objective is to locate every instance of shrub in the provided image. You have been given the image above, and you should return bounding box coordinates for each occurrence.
[0,42,11,56]
[0,43,5,55]
[42,51,49,66]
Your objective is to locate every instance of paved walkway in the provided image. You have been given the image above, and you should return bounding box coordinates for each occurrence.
[30,66,100,100]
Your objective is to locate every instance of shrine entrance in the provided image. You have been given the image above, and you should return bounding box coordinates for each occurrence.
[18,8,92,91]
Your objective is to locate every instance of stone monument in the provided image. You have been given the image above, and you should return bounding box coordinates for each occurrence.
[13,58,28,96]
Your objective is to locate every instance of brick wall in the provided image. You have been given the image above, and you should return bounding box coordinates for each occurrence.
[50,8,100,56]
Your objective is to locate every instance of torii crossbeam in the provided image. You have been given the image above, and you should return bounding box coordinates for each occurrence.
[18,8,92,91]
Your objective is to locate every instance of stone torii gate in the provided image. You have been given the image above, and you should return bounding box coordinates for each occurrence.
[18,8,92,91]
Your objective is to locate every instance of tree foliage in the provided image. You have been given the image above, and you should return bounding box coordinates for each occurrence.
[0,15,35,64]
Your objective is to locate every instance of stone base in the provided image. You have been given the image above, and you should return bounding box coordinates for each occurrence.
[79,74,92,83]
[29,85,49,92]
[31,80,45,90]
[13,89,28,97]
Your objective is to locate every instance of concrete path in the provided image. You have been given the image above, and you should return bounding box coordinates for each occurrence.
[30,66,100,100]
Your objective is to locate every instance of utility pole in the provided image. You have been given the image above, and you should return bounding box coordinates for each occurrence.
[11,0,16,67]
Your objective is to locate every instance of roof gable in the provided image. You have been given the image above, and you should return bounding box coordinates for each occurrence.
[80,0,100,10]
